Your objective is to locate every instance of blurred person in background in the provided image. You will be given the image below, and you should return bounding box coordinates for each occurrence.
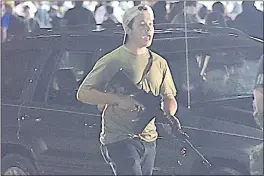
[48,1,64,28]
[94,1,124,30]
[64,1,95,26]
[167,1,184,23]
[152,0,168,24]
[34,1,52,29]
[1,2,25,42]
[14,1,20,6]
[119,1,134,11]
[63,1,74,10]
[171,1,199,24]
[14,1,37,20]
[82,1,99,14]
[212,1,225,16]
[197,4,208,24]
[23,5,39,32]
[250,54,263,176]
[133,1,141,6]
[1,3,11,42]
[205,1,227,27]
[4,0,14,8]
[14,1,40,32]
[52,0,74,26]
[232,1,263,39]
[13,1,38,33]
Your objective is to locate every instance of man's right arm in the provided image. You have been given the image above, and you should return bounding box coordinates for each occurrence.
[76,56,119,105]
[76,56,141,109]
[77,87,120,105]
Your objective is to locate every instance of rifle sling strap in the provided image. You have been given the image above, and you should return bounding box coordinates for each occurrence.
[138,50,153,87]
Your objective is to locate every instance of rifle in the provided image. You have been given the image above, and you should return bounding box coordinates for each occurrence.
[105,68,181,134]
[105,68,211,168]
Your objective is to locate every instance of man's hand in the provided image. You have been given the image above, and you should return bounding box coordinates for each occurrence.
[162,97,177,116]
[166,115,182,130]
[116,95,144,111]
[164,115,189,140]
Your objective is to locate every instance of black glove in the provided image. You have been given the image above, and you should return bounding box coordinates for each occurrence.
[166,115,181,130]
[165,115,189,140]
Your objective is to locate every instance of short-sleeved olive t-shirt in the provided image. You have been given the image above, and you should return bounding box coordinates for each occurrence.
[79,45,176,144]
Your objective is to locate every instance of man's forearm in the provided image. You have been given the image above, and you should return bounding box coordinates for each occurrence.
[77,88,120,105]
[163,97,178,116]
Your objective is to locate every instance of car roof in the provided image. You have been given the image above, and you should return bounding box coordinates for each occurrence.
[3,23,262,53]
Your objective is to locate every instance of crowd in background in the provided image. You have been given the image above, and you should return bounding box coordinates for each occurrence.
[1,0,263,42]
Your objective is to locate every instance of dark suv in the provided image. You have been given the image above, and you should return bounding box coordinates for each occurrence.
[1,24,263,175]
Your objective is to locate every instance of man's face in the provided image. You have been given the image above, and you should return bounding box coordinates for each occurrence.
[129,11,154,48]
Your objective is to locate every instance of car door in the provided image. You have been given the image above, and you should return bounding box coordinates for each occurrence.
[19,48,111,175]
[1,47,47,145]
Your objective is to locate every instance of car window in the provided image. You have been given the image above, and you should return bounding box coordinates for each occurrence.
[32,50,60,102]
[1,49,45,101]
[194,50,259,101]
[166,49,260,104]
[46,51,97,107]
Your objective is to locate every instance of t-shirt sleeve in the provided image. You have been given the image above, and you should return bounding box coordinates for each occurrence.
[79,56,119,92]
[254,55,263,89]
[159,60,177,99]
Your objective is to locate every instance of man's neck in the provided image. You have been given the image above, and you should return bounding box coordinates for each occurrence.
[124,42,148,56]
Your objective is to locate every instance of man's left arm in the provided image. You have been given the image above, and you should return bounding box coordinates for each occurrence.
[159,60,177,116]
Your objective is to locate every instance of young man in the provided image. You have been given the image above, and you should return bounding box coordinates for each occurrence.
[250,55,263,175]
[77,5,179,175]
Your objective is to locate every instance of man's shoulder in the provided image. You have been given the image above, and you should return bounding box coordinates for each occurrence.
[150,50,168,64]
[99,45,123,62]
